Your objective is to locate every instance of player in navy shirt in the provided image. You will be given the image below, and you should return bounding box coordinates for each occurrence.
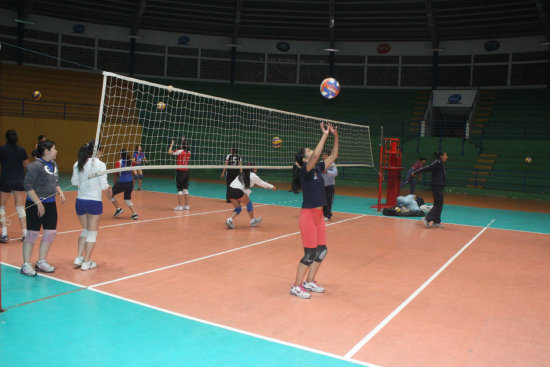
[110,149,138,220]
[290,122,339,299]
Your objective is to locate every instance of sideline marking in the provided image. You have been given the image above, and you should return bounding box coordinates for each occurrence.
[344,219,495,359]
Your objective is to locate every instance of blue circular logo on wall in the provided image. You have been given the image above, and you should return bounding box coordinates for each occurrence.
[448,94,462,104]
[178,36,190,45]
[276,42,290,52]
[484,40,500,52]
[73,24,85,34]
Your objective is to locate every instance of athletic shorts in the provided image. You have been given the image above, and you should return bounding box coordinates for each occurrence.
[299,208,326,249]
[0,178,25,193]
[75,198,103,216]
[26,201,57,231]
[176,171,190,191]
[112,181,133,200]
[227,187,244,200]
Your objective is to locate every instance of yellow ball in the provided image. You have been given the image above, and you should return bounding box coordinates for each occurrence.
[167,85,174,92]
[272,136,282,148]
[32,90,42,101]
[525,157,532,163]
[157,101,166,111]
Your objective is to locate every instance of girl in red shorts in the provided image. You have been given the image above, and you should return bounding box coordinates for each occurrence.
[290,122,338,299]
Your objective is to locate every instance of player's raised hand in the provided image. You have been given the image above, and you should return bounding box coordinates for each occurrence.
[328,123,338,135]
[320,122,329,134]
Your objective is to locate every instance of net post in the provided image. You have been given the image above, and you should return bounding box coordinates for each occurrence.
[377,126,384,211]
[92,72,109,159]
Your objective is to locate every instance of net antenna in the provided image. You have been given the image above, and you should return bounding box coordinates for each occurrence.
[90,71,374,177]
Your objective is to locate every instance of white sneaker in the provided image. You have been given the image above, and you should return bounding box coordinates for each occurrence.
[303,280,325,293]
[433,223,445,228]
[182,205,190,210]
[290,285,311,299]
[174,206,182,211]
[80,261,97,271]
[20,262,37,277]
[250,217,262,227]
[225,218,234,229]
[35,260,55,273]
[74,256,84,266]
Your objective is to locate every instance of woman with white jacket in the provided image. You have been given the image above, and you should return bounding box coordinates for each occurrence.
[71,141,111,270]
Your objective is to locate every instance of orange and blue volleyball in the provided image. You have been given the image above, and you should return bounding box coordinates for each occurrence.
[320,78,340,99]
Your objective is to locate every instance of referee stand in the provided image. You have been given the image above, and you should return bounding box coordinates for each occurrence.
[373,137,403,211]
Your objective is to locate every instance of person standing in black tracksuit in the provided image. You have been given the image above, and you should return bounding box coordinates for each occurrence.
[221,147,242,202]
[412,151,447,228]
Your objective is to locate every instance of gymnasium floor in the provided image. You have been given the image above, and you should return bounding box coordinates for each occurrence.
[1,178,549,367]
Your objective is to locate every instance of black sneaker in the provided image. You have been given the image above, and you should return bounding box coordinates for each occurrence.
[0,234,8,243]
[114,208,124,217]
[131,213,138,220]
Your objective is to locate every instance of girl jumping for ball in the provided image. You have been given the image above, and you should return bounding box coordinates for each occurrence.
[225,165,276,229]
[290,122,338,299]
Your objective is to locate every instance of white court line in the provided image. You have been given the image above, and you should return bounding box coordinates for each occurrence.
[7,204,270,240]
[89,214,366,288]
[88,287,380,367]
[1,262,86,289]
[344,218,496,359]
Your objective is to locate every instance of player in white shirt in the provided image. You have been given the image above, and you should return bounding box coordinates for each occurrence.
[71,141,112,271]
[225,166,276,229]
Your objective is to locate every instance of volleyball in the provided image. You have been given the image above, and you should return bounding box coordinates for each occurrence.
[32,90,42,101]
[525,157,532,163]
[167,85,174,92]
[157,101,166,111]
[320,78,340,99]
[272,136,282,148]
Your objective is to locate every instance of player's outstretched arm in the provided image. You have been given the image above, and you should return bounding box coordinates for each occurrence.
[323,124,339,168]
[306,122,330,172]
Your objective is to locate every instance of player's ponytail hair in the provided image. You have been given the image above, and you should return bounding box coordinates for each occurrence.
[238,166,252,189]
[77,140,96,172]
[295,148,306,165]
[180,139,189,152]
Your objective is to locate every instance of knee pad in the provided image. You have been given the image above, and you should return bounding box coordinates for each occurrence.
[178,191,183,195]
[183,189,189,195]
[86,230,98,243]
[246,201,253,212]
[80,229,88,238]
[233,207,242,215]
[315,245,327,262]
[43,229,57,243]
[138,174,144,180]
[25,230,40,244]
[300,247,316,266]
[16,206,26,218]
[124,200,133,207]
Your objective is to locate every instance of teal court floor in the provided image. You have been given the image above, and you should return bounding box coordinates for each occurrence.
[1,177,549,367]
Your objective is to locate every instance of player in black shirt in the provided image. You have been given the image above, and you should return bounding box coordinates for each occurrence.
[0,130,30,243]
